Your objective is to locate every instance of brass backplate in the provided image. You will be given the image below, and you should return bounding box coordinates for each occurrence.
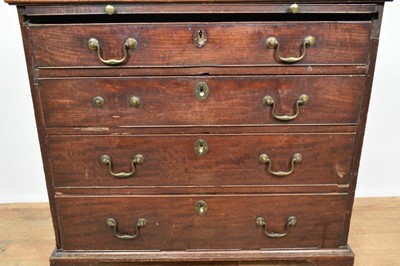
[194,139,209,156]
[193,29,207,48]
[195,82,209,101]
[195,200,208,215]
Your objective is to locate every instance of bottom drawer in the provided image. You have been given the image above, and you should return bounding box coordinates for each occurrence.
[55,194,348,251]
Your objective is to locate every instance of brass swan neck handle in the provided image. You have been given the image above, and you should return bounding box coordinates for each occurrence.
[256,216,297,238]
[106,217,147,240]
[266,36,315,64]
[88,37,137,66]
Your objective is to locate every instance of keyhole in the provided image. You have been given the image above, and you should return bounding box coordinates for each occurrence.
[196,200,208,215]
[194,139,208,156]
[198,142,204,153]
[199,86,204,95]
[195,82,209,101]
[194,29,207,48]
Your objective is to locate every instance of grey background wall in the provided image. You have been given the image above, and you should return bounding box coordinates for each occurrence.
[0,2,399,203]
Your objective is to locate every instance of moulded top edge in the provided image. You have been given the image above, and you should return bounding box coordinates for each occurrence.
[21,3,380,16]
[5,0,392,6]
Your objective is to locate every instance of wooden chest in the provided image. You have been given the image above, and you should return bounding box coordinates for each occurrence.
[5,0,391,265]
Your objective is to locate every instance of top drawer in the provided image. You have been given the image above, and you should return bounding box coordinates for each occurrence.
[29,22,371,69]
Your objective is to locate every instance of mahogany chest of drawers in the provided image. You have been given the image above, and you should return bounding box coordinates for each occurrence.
[5,0,390,265]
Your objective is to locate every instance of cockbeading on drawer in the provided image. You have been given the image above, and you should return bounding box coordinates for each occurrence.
[55,193,348,251]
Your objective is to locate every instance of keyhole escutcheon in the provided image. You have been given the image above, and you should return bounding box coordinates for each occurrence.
[194,139,209,156]
[195,82,209,101]
[193,29,208,48]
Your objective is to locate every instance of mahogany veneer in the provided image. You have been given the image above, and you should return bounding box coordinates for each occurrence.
[5,0,391,265]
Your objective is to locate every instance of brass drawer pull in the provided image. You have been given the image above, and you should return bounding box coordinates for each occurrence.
[263,94,309,121]
[106,217,147,240]
[266,36,315,63]
[289,3,299,13]
[87,37,137,66]
[256,216,297,238]
[105,4,115,15]
[259,153,302,177]
[129,96,141,107]
[92,96,105,108]
[100,154,144,178]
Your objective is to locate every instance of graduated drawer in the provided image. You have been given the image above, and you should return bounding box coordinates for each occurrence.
[55,194,348,251]
[49,133,355,188]
[40,76,364,127]
[29,22,371,68]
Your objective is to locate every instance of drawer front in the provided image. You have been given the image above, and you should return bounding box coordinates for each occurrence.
[49,133,355,187]
[56,194,347,251]
[30,22,371,68]
[40,76,364,127]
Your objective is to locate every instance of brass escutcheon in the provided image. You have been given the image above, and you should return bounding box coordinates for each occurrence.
[194,139,209,156]
[193,29,208,48]
[195,200,208,215]
[195,82,209,101]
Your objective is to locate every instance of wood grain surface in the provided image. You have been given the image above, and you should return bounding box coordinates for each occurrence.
[1,197,398,265]
[39,76,365,127]
[55,194,348,250]
[29,22,371,68]
[4,1,390,265]
[48,133,356,188]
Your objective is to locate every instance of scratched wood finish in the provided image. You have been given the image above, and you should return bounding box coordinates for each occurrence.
[55,194,347,250]
[29,22,371,68]
[40,76,364,127]
[48,133,356,188]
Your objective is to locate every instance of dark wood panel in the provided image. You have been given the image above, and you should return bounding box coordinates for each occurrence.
[55,194,348,250]
[40,76,365,127]
[48,133,356,187]
[29,22,371,68]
